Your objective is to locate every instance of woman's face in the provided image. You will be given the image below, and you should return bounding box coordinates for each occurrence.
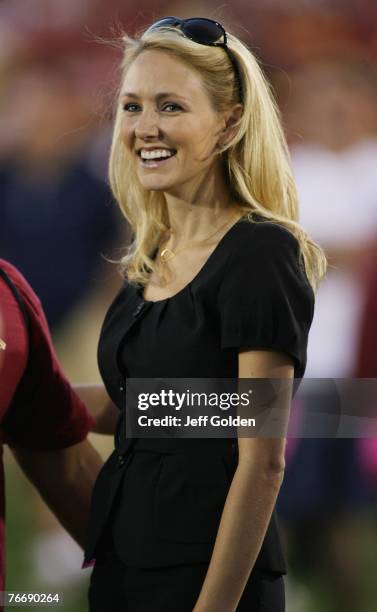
[120,49,227,196]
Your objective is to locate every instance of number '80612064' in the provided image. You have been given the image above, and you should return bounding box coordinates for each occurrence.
[0,592,62,606]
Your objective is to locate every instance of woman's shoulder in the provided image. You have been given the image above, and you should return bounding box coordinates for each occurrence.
[230,213,300,258]
[222,213,313,298]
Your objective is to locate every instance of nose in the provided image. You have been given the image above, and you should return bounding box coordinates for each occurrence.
[134,109,160,140]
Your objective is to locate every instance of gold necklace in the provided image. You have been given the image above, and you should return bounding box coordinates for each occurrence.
[159,210,240,263]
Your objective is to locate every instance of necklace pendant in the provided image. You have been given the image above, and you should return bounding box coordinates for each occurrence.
[160,248,175,263]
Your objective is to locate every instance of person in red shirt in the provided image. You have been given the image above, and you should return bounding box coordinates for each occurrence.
[0,259,104,606]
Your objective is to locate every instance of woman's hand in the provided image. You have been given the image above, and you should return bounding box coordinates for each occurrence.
[74,384,118,434]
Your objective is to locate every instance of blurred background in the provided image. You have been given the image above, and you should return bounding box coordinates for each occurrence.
[1,1,377,611]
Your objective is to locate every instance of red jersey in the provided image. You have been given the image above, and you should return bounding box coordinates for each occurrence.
[0,259,95,601]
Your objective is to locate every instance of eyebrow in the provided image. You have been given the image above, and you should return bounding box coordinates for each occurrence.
[120,92,188,102]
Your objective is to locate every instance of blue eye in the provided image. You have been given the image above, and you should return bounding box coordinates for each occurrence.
[162,103,182,112]
[123,103,140,112]
[122,102,183,113]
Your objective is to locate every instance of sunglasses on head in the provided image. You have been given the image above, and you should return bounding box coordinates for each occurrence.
[143,17,243,101]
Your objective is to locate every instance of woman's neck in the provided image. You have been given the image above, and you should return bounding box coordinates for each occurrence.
[163,166,238,243]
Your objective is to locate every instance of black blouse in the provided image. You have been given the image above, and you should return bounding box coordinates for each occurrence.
[121,216,314,380]
[84,214,315,572]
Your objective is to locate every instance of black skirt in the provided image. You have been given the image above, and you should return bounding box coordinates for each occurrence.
[89,544,285,612]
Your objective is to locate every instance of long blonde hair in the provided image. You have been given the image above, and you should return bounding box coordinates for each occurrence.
[109,24,327,292]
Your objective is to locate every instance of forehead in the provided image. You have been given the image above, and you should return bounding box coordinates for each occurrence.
[121,49,207,100]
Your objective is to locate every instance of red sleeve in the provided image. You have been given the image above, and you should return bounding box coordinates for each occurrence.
[0,268,28,419]
[0,260,95,450]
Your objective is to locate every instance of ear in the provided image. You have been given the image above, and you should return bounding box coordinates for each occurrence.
[218,104,243,147]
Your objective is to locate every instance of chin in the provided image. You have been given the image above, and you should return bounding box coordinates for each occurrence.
[140,182,171,192]
[138,176,177,192]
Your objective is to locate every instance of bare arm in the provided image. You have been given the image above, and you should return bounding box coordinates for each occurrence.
[74,384,118,435]
[193,350,293,612]
[11,439,103,549]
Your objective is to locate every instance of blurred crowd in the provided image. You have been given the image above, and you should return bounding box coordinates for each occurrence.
[1,1,377,611]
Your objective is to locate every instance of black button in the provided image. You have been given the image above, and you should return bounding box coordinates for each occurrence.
[119,381,125,392]
[132,302,145,317]
[118,455,126,467]
[231,441,237,450]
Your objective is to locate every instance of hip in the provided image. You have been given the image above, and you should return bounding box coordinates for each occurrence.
[89,546,285,612]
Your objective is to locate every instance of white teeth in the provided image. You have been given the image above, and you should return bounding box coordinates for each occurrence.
[139,149,175,160]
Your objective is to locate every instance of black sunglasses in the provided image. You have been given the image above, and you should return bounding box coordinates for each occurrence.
[143,17,243,101]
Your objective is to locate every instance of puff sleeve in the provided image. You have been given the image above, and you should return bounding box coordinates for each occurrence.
[218,222,315,378]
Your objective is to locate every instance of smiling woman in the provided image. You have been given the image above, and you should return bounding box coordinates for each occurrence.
[84,16,326,612]
[118,48,242,201]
